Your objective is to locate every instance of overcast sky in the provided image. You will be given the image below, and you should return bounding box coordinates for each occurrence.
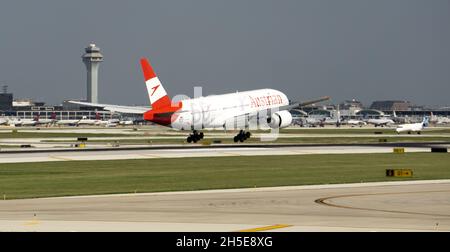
[0,0,449,107]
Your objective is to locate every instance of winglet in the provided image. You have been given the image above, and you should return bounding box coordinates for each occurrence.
[140,58,157,81]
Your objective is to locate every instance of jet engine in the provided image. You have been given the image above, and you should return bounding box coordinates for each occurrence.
[267,110,293,128]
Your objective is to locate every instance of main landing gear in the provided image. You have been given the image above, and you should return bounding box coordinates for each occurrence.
[233,130,251,143]
[186,130,204,143]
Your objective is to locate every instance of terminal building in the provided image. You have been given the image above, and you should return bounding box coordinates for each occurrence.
[370,100,412,111]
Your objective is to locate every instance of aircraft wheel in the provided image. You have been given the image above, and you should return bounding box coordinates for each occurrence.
[233,136,239,143]
[199,132,204,139]
[245,132,251,138]
[187,136,192,143]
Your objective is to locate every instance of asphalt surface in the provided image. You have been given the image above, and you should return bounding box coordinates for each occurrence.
[0,145,432,163]
[0,180,448,232]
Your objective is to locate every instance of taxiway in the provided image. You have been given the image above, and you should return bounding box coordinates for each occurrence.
[0,180,449,231]
[0,145,432,163]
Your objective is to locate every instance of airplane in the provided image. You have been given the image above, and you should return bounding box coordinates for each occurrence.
[77,116,98,125]
[395,117,429,134]
[55,113,107,126]
[0,117,36,126]
[92,113,122,127]
[322,117,341,127]
[95,120,119,127]
[92,112,110,126]
[20,118,37,126]
[96,119,120,127]
[0,117,8,125]
[70,57,330,143]
[391,111,409,124]
[317,106,341,127]
[437,116,450,125]
[430,112,450,125]
[55,118,81,126]
[344,119,367,127]
[366,117,395,127]
[6,114,57,127]
[0,116,46,126]
[33,114,56,125]
[6,117,24,126]
[119,120,134,126]
[302,117,325,127]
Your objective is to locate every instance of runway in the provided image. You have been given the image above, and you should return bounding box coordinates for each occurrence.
[0,180,449,231]
[0,145,431,163]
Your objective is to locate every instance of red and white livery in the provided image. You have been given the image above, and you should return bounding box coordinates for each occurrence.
[71,57,329,143]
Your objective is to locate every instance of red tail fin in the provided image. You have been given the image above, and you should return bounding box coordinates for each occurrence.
[140,58,172,109]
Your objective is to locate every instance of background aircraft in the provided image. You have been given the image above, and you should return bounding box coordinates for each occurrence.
[343,119,366,127]
[366,117,395,127]
[396,117,429,134]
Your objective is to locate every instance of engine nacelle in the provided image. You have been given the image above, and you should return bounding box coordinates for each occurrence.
[267,110,293,129]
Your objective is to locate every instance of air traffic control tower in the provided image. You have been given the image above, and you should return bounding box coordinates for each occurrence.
[82,43,103,103]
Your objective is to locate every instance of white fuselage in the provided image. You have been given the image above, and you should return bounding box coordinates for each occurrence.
[5,117,25,126]
[56,119,80,125]
[171,88,290,130]
[36,119,55,125]
[119,120,133,125]
[347,119,366,126]
[437,117,450,124]
[367,118,395,127]
[396,122,424,134]
[0,118,8,125]
[20,119,37,126]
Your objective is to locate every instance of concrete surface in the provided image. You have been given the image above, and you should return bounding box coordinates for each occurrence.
[0,145,429,163]
[0,180,449,232]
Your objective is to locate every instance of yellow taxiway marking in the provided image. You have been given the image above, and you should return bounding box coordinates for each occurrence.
[220,152,244,156]
[23,219,41,226]
[237,224,292,232]
[48,155,73,161]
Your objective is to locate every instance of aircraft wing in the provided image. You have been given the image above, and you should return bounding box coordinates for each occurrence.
[279,96,331,111]
[68,101,149,114]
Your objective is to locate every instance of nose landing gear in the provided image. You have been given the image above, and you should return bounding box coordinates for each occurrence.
[233,130,251,143]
